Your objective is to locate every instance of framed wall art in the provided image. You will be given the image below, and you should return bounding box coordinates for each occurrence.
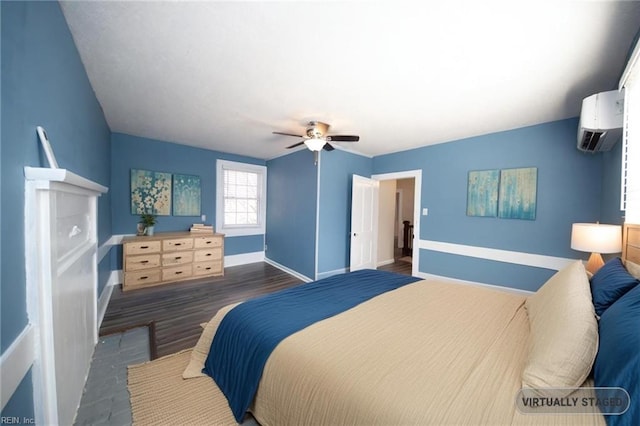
[467,169,499,217]
[172,173,201,216]
[498,167,537,220]
[130,169,172,215]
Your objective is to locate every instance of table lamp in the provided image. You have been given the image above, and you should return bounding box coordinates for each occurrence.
[571,223,622,274]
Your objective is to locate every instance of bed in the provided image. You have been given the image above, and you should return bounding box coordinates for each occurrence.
[184,223,640,426]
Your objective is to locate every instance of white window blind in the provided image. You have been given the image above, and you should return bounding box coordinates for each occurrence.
[216,160,267,236]
[620,40,640,223]
[223,169,259,226]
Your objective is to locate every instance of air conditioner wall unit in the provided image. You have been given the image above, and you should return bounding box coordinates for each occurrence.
[577,89,624,152]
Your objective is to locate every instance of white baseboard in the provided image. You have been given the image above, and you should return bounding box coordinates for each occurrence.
[106,270,122,287]
[264,257,314,283]
[110,270,122,286]
[225,251,264,267]
[418,239,575,271]
[97,283,115,331]
[0,324,35,410]
[317,268,349,280]
[376,258,395,267]
[416,272,534,295]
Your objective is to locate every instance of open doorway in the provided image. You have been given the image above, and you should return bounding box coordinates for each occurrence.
[395,178,415,262]
[371,170,421,276]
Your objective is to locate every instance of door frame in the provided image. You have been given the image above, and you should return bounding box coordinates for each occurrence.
[371,170,422,277]
[395,189,404,248]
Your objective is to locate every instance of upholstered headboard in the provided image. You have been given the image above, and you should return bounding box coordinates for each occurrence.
[622,223,640,264]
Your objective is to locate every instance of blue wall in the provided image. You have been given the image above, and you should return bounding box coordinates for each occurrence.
[317,150,372,275]
[266,119,617,289]
[110,133,265,259]
[373,118,602,291]
[1,0,111,419]
[266,149,318,279]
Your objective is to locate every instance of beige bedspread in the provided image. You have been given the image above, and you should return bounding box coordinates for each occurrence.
[253,281,604,426]
[195,279,606,425]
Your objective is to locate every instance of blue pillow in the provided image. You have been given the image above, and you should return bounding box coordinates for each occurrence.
[593,283,640,426]
[590,257,640,317]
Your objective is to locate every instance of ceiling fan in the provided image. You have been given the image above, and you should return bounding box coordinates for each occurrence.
[273,121,359,164]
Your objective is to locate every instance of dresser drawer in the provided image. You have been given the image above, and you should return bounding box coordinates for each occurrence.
[126,254,161,271]
[193,261,223,276]
[124,269,162,289]
[125,240,161,255]
[163,237,193,251]
[162,250,194,266]
[194,248,222,262]
[194,236,223,249]
[162,264,192,281]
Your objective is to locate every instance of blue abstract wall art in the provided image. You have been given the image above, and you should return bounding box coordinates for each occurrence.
[173,173,201,216]
[467,167,537,220]
[467,169,499,217]
[498,167,537,220]
[130,169,172,215]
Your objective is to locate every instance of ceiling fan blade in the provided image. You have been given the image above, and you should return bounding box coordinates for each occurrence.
[273,131,304,138]
[326,135,359,142]
[286,141,305,149]
[323,143,335,151]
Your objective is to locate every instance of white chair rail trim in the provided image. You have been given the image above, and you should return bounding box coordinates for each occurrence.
[419,239,576,271]
[0,324,36,410]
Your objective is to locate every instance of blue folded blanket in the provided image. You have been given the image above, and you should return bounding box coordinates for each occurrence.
[203,269,421,422]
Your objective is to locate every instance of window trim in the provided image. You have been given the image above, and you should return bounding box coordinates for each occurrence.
[619,38,640,223]
[216,160,267,237]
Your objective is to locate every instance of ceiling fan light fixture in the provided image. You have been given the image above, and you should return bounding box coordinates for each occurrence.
[304,137,326,152]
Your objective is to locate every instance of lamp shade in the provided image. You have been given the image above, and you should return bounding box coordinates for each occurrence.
[570,223,622,254]
[304,138,326,152]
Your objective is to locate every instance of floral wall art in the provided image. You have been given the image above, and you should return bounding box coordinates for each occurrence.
[130,169,172,215]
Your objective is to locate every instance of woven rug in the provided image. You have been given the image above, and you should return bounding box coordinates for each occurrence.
[128,349,238,425]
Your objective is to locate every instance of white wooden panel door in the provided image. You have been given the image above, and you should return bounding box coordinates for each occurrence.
[350,175,379,271]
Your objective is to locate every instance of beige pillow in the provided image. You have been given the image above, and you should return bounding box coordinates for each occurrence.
[523,260,598,394]
[183,302,242,379]
[623,259,640,280]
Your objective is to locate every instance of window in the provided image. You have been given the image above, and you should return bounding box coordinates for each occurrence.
[620,39,640,223]
[216,160,267,236]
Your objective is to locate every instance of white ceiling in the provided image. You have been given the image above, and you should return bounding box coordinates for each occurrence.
[60,1,640,160]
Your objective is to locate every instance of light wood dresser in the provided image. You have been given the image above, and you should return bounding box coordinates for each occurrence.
[122,231,224,291]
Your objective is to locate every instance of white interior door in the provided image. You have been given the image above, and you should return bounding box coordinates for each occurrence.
[350,175,379,271]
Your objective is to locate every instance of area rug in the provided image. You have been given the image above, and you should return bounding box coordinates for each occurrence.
[128,349,238,425]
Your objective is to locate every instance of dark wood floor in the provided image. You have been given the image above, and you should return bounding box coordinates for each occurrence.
[379,259,412,275]
[101,260,412,358]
